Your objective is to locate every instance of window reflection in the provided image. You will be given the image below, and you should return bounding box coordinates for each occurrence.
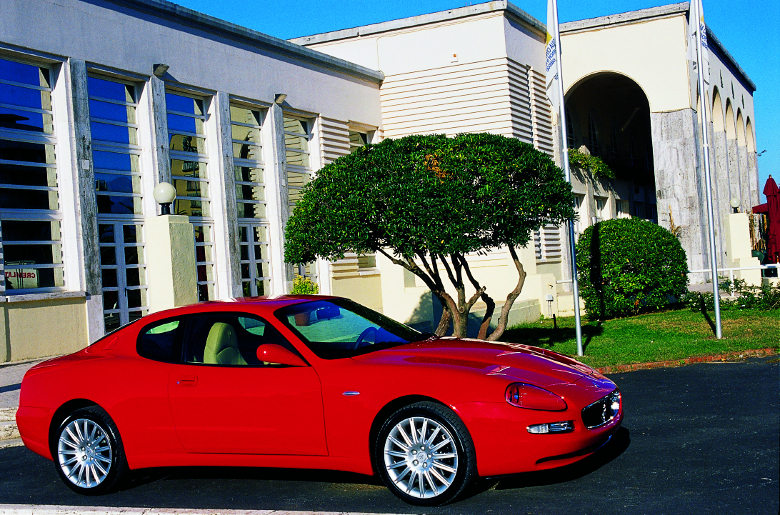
[231,102,270,297]
[88,75,147,328]
[0,57,63,292]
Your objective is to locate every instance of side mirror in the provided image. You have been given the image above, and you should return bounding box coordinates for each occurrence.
[257,344,307,367]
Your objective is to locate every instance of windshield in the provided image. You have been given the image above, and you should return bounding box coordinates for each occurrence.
[275,298,428,359]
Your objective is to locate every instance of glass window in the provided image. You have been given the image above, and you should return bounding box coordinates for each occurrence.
[349,130,369,152]
[282,115,312,208]
[137,318,181,363]
[179,313,293,366]
[232,103,271,297]
[277,299,424,359]
[167,91,209,218]
[167,91,213,301]
[88,75,147,329]
[0,56,63,293]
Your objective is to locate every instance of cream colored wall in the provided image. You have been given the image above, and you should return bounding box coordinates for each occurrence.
[375,243,560,332]
[561,15,690,113]
[724,213,761,286]
[1,296,88,362]
[329,255,384,313]
[303,13,509,75]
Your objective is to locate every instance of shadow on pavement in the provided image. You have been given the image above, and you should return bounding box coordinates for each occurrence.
[123,465,381,491]
[2,426,630,513]
[488,426,630,491]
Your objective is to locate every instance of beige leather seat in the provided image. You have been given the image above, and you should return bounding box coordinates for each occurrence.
[203,322,247,366]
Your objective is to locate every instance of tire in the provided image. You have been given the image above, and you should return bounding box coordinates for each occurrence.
[52,406,128,495]
[374,401,476,506]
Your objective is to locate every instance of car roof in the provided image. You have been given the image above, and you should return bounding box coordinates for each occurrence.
[144,295,339,319]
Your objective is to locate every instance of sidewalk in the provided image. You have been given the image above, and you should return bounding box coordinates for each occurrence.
[0,359,44,448]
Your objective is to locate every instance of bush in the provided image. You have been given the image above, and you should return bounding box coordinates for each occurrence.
[576,218,688,319]
[290,275,318,295]
[682,279,780,311]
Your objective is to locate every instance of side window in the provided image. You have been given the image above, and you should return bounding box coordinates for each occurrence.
[238,316,266,336]
[137,319,181,363]
[180,313,297,366]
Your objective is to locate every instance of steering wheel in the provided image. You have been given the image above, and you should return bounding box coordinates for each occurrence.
[354,327,378,350]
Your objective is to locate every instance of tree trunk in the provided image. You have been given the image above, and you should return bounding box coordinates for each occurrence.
[434,306,451,336]
[486,246,527,341]
[476,295,495,340]
[451,308,468,338]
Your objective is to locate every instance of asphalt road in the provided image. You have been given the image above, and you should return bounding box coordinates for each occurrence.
[1,357,777,514]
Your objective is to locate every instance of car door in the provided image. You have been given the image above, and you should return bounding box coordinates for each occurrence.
[168,313,328,455]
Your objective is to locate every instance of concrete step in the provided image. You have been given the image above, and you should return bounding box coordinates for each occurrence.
[0,408,17,422]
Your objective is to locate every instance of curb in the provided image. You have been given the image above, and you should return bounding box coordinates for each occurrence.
[0,507,393,515]
[596,348,778,374]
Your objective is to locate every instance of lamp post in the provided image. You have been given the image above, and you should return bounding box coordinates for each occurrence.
[730,197,740,214]
[153,182,176,215]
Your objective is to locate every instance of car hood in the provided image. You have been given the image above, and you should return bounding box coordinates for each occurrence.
[352,337,612,389]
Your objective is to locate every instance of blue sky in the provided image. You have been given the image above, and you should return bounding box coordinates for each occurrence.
[174,0,778,203]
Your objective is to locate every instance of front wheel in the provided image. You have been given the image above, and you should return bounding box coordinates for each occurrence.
[53,406,127,495]
[375,401,476,506]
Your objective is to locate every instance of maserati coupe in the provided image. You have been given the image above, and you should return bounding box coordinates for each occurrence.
[17,295,622,505]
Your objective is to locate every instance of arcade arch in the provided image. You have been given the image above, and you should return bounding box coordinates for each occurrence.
[564,72,656,222]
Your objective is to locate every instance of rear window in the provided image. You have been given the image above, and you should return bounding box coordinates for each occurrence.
[137,318,181,363]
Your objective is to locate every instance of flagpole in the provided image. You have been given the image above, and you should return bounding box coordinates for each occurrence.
[692,0,723,338]
[547,0,584,356]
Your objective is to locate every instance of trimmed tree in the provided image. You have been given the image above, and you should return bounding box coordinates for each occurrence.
[575,218,689,319]
[284,133,574,340]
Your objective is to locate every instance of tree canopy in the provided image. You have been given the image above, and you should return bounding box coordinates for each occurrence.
[285,133,575,340]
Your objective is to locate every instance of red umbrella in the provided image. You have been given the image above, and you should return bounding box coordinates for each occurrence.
[753,175,780,263]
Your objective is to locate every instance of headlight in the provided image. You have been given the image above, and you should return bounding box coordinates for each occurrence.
[505,383,567,411]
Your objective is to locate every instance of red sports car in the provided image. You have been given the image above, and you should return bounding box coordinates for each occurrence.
[17,296,622,505]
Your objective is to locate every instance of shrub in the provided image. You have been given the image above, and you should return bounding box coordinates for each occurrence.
[576,218,688,319]
[290,275,318,295]
[682,279,780,311]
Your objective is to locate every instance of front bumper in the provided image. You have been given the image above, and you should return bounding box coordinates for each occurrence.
[458,390,623,476]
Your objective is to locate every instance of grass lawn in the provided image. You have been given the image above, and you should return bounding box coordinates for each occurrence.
[501,308,780,369]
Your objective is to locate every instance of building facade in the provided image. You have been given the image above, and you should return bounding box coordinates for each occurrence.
[1,0,382,360]
[0,0,760,361]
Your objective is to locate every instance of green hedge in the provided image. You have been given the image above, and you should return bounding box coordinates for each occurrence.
[576,218,688,319]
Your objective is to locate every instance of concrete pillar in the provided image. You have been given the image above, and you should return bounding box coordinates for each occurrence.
[264,103,289,295]
[727,137,741,209]
[148,76,171,185]
[713,128,730,264]
[736,143,750,212]
[68,59,104,342]
[206,91,237,299]
[651,109,707,274]
[747,151,759,206]
[145,215,198,312]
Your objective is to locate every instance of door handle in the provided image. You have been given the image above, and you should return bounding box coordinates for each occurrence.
[176,376,197,386]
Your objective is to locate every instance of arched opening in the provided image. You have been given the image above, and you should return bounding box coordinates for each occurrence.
[712,88,724,132]
[564,72,656,222]
[746,118,755,153]
[725,100,736,140]
[736,109,746,146]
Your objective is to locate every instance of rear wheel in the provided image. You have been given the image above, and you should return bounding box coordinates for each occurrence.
[375,401,476,506]
[53,406,127,495]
